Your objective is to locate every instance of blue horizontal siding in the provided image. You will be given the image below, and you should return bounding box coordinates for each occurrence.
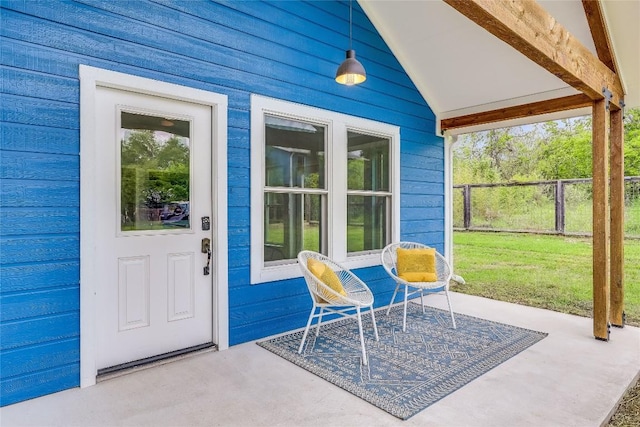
[1,261,80,293]
[1,286,79,322]
[229,278,307,307]
[0,207,79,236]
[0,37,250,111]
[1,338,80,379]
[1,235,79,264]
[0,180,79,207]
[1,363,79,407]
[0,0,444,405]
[227,147,250,171]
[228,266,251,286]
[1,312,79,351]
[402,178,445,195]
[230,312,307,345]
[1,151,79,181]
[401,207,444,221]
[2,6,433,131]
[402,219,445,235]
[1,93,78,129]
[400,232,445,253]
[0,123,78,155]
[1,65,79,103]
[401,194,445,209]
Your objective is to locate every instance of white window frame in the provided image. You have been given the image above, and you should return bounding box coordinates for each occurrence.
[250,95,400,284]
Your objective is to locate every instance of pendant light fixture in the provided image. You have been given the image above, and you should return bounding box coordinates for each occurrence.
[335,0,366,86]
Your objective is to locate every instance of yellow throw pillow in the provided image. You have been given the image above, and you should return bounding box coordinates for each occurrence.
[307,258,347,302]
[396,247,437,282]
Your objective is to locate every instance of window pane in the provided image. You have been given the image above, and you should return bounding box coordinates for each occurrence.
[347,195,388,253]
[264,192,323,262]
[120,112,191,231]
[265,115,325,189]
[348,132,389,191]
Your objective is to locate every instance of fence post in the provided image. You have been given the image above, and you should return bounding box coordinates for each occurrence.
[463,185,471,229]
[555,180,565,234]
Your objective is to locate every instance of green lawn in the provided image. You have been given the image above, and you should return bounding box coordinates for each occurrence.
[453,231,640,327]
[266,223,369,253]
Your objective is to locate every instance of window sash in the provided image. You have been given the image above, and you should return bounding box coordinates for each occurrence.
[346,194,391,255]
[263,191,326,264]
[250,95,400,284]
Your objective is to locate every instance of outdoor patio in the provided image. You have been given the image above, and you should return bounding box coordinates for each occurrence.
[2,292,638,427]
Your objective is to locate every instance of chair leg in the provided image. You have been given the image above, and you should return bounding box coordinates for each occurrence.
[445,289,457,329]
[315,307,325,337]
[420,289,425,314]
[298,307,317,354]
[386,284,400,316]
[403,284,409,332]
[369,305,379,341]
[356,306,368,365]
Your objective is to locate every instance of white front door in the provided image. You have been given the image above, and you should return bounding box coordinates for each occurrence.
[94,87,214,370]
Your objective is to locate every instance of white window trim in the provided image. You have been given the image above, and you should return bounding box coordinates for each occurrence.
[250,95,400,284]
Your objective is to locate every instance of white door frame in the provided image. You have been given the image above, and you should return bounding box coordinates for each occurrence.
[79,65,228,387]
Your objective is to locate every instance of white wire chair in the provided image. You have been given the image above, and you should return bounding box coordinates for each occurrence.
[297,250,379,365]
[380,242,457,332]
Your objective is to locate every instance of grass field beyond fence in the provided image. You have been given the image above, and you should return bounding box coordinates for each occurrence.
[453,231,640,327]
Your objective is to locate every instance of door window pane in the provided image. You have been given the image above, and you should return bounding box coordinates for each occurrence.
[120,111,191,231]
[348,132,389,191]
[264,193,323,262]
[347,195,388,252]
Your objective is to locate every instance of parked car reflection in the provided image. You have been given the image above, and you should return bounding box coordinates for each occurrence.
[161,202,190,227]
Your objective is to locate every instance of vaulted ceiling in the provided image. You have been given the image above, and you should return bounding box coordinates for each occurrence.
[360,0,639,134]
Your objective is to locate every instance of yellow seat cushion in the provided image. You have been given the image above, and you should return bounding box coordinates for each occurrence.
[308,258,347,302]
[396,247,437,282]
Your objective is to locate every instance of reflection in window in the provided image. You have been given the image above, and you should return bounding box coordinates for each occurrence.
[264,193,322,262]
[264,115,326,263]
[120,111,191,231]
[347,131,390,253]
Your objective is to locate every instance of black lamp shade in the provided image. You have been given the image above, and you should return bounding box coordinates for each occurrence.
[335,49,366,86]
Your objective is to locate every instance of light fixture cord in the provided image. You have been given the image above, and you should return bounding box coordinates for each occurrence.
[349,0,353,50]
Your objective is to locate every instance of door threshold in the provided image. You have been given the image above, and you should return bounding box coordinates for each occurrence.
[97,343,217,382]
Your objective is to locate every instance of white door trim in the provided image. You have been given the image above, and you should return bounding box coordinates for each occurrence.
[79,65,228,387]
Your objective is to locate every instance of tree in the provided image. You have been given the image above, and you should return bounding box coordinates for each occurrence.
[156,136,189,169]
[120,130,191,226]
[537,118,593,180]
[453,126,540,183]
[121,130,159,167]
[455,107,640,184]
[624,108,640,177]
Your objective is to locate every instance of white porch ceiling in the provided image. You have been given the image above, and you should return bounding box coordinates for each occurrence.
[360,0,640,134]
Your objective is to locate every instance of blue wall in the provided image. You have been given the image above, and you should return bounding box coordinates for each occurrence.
[0,0,444,406]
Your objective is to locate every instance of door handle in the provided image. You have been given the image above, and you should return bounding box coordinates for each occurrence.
[202,238,211,275]
[201,238,211,253]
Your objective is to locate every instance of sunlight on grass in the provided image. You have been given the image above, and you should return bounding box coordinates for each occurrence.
[453,231,640,326]
[265,223,368,253]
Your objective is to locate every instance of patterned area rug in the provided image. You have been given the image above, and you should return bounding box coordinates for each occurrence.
[257,303,547,420]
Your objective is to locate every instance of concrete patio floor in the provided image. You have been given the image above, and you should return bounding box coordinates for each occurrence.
[2,292,639,427]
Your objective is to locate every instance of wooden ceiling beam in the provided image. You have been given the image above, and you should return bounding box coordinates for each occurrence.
[443,0,624,109]
[582,0,617,73]
[440,93,593,132]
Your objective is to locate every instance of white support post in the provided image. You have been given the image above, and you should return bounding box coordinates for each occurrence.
[444,134,457,266]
